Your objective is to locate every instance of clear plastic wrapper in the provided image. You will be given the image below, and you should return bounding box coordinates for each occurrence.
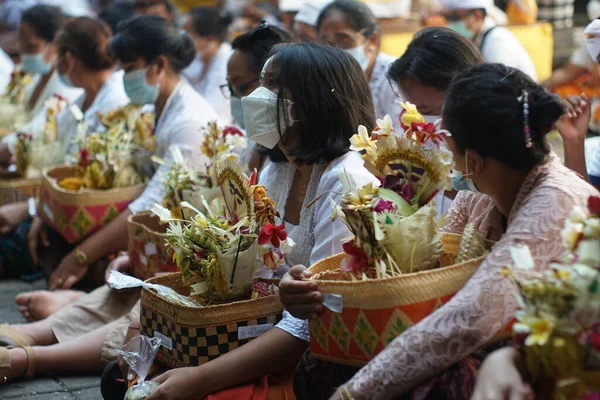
[118,336,161,400]
[107,270,202,307]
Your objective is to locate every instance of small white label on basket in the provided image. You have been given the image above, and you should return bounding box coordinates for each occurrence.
[144,243,157,256]
[154,331,172,350]
[323,294,343,313]
[238,323,273,340]
[139,255,147,266]
[43,203,54,222]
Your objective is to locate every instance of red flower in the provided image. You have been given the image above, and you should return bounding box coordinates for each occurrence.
[223,126,243,137]
[79,148,90,167]
[374,200,395,213]
[512,332,529,348]
[249,168,258,186]
[258,224,288,247]
[194,250,205,260]
[412,122,450,147]
[398,108,409,130]
[341,240,369,273]
[589,330,600,351]
[589,196,600,217]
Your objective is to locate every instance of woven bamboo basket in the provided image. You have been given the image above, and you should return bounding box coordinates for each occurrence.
[0,176,39,206]
[140,273,284,369]
[127,211,178,281]
[308,233,488,366]
[38,165,145,244]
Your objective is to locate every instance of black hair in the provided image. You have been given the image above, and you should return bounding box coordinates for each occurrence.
[316,0,379,37]
[99,2,135,34]
[21,5,67,43]
[188,7,233,42]
[388,27,484,91]
[443,64,563,170]
[108,15,196,72]
[231,24,295,75]
[57,17,114,71]
[268,43,376,164]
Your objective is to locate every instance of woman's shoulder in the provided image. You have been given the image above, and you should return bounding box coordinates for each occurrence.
[175,82,219,122]
[320,151,378,191]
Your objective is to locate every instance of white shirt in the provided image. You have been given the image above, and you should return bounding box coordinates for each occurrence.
[0,0,93,28]
[0,48,14,94]
[128,80,219,214]
[475,17,538,81]
[260,151,378,342]
[183,42,232,125]
[370,53,402,132]
[3,70,83,151]
[588,137,600,184]
[60,70,130,155]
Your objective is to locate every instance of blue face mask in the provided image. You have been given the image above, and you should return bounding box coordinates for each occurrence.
[230,97,245,129]
[447,20,474,40]
[344,44,369,71]
[21,52,52,75]
[58,72,75,88]
[452,170,479,192]
[123,68,160,106]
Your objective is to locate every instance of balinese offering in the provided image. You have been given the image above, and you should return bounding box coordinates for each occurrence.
[14,95,68,179]
[308,103,491,366]
[98,104,155,152]
[152,159,293,303]
[0,67,32,135]
[37,105,152,243]
[505,196,600,400]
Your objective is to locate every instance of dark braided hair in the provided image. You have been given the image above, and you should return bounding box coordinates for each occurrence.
[443,63,563,170]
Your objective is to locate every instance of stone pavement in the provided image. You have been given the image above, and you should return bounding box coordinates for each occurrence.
[0,279,102,400]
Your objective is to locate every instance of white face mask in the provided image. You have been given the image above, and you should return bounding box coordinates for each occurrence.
[422,115,440,124]
[242,87,295,149]
[344,44,369,71]
[589,0,600,21]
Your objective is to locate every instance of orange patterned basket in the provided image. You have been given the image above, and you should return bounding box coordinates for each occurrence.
[308,233,487,366]
[127,211,178,280]
[38,165,145,244]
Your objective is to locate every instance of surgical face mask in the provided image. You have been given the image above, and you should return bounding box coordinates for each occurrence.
[230,97,245,129]
[242,86,295,149]
[451,170,478,192]
[447,20,473,40]
[21,50,52,75]
[58,72,75,88]
[588,0,600,21]
[423,115,440,124]
[123,67,160,106]
[344,44,369,71]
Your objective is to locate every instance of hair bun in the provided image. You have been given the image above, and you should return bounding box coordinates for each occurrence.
[528,89,563,138]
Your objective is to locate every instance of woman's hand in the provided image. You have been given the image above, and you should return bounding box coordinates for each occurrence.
[471,347,533,400]
[118,324,142,382]
[105,255,131,284]
[0,202,28,235]
[146,367,206,400]
[279,265,323,320]
[557,94,590,144]
[27,216,49,265]
[48,251,88,290]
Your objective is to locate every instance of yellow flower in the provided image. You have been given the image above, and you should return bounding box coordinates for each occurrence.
[350,125,376,151]
[399,101,424,128]
[372,115,394,138]
[514,313,556,346]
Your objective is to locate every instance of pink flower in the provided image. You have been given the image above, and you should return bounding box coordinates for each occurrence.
[341,241,369,273]
[374,200,395,213]
[258,224,288,247]
[412,122,450,147]
[79,148,90,167]
[589,328,600,351]
[195,250,205,259]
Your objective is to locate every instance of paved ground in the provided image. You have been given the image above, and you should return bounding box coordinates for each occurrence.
[0,279,102,400]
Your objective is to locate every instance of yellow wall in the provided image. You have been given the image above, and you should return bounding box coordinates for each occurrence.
[381,22,554,81]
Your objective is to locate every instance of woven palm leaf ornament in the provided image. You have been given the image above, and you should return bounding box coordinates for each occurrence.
[331,103,456,279]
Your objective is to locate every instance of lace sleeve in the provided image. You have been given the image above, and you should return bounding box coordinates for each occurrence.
[339,187,577,400]
[439,191,479,235]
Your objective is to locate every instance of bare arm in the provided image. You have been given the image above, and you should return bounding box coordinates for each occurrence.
[78,209,131,264]
[543,63,587,92]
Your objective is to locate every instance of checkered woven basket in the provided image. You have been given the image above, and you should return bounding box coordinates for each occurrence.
[308,233,490,367]
[140,273,284,368]
[0,177,39,206]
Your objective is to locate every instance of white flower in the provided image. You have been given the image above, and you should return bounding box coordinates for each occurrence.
[225,134,248,150]
[373,115,394,137]
[561,220,584,251]
[280,237,296,254]
[569,206,589,224]
[350,125,375,151]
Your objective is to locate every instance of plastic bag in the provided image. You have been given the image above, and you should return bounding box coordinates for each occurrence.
[118,336,161,400]
[507,0,537,25]
[107,270,203,308]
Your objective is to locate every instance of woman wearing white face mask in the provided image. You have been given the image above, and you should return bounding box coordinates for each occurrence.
[182,7,233,124]
[316,0,402,131]
[133,43,378,400]
[0,15,219,386]
[0,5,83,165]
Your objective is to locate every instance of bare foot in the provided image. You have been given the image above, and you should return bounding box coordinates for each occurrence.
[1,348,27,382]
[15,290,86,322]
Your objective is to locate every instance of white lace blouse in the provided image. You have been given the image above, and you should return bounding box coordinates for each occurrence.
[258,151,378,342]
